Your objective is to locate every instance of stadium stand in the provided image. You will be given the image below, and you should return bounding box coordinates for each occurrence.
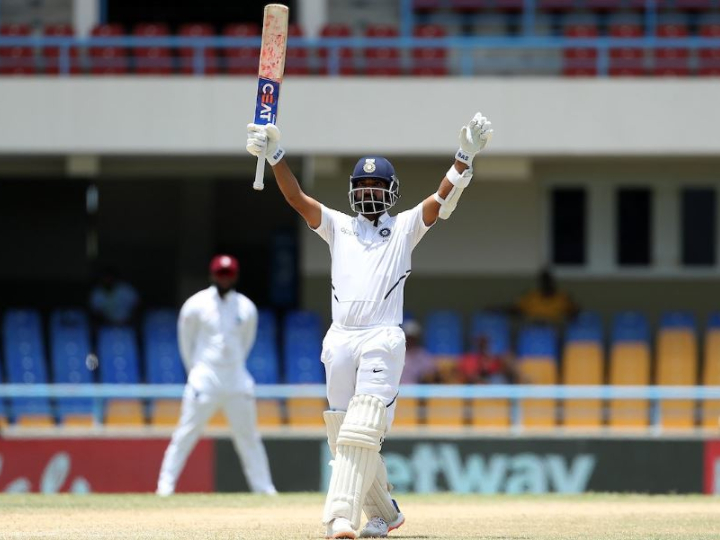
[0,23,34,75]
[562,311,604,428]
[364,24,402,76]
[178,23,218,75]
[144,309,184,426]
[246,309,282,426]
[411,24,448,76]
[285,23,310,75]
[425,309,464,384]
[42,23,80,75]
[223,22,260,75]
[608,311,651,428]
[318,23,355,75]
[50,309,94,426]
[517,325,558,428]
[89,23,128,75]
[97,325,144,425]
[0,366,6,429]
[698,12,720,76]
[655,311,697,429]
[702,311,720,428]
[133,23,172,75]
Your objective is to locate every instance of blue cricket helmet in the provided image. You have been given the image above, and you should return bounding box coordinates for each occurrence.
[348,156,400,214]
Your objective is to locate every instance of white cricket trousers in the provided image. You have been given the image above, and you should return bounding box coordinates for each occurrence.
[157,384,276,494]
[321,324,406,429]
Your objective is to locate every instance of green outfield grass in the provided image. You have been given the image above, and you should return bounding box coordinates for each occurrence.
[1,493,720,540]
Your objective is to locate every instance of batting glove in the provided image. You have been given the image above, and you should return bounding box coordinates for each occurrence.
[246,123,286,166]
[456,112,493,166]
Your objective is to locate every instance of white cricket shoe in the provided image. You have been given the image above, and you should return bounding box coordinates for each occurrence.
[326,517,356,539]
[358,508,405,538]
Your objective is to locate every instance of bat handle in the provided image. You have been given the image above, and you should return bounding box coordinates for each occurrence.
[253,149,266,191]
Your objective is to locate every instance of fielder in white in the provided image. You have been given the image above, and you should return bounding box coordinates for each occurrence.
[156,254,276,496]
[247,112,493,538]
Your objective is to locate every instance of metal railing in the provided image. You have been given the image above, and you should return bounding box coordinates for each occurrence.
[1,383,719,433]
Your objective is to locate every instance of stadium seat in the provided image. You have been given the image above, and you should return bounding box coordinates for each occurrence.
[285,397,326,426]
[653,16,691,76]
[538,0,576,12]
[144,309,185,426]
[702,312,720,428]
[0,24,34,75]
[698,15,720,76]
[50,309,95,426]
[425,310,463,383]
[283,310,324,383]
[3,309,54,425]
[89,23,128,75]
[562,312,604,428]
[471,398,511,428]
[364,24,402,76]
[256,399,283,427]
[133,23,172,75]
[392,397,421,427]
[285,23,310,75]
[98,326,144,425]
[318,23,355,75]
[425,397,465,427]
[178,23,218,74]
[517,325,558,428]
[656,311,698,429]
[224,23,260,75]
[412,24,448,76]
[0,366,7,429]
[246,310,280,384]
[608,14,646,76]
[608,311,651,428]
[42,24,81,75]
[562,16,600,76]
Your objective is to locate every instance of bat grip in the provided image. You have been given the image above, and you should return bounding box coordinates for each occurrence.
[253,148,266,191]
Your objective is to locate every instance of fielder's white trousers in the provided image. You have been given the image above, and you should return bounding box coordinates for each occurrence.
[156,383,276,494]
[321,324,406,430]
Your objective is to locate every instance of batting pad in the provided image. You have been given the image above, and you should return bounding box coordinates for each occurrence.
[323,395,387,530]
[324,410,399,525]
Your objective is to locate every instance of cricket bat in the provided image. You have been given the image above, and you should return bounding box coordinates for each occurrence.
[253,3,289,191]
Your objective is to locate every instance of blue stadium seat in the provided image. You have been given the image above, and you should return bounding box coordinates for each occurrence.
[97,326,141,384]
[425,310,463,355]
[469,311,510,355]
[708,311,720,330]
[611,311,650,343]
[283,310,324,383]
[566,311,603,343]
[144,309,185,384]
[659,310,696,330]
[2,309,53,423]
[518,325,558,360]
[0,363,7,425]
[247,309,280,384]
[50,308,93,421]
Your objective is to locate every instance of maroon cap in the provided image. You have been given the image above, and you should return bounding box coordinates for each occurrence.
[209,254,239,276]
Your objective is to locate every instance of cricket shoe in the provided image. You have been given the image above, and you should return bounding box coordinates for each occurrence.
[358,500,405,538]
[326,517,356,539]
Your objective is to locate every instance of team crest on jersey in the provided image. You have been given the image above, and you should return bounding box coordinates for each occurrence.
[363,159,376,173]
[379,227,391,238]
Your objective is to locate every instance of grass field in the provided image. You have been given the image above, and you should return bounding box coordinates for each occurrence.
[1,493,720,540]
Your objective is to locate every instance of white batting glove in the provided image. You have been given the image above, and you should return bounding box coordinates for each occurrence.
[246,123,285,166]
[456,112,493,166]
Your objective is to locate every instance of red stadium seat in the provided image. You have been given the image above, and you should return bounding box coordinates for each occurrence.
[0,24,34,75]
[698,18,720,76]
[42,24,81,75]
[178,23,218,75]
[89,23,128,75]
[653,20,690,77]
[285,23,309,75]
[673,0,713,10]
[449,0,492,10]
[224,23,260,75]
[318,23,355,76]
[364,24,401,76]
[562,21,599,76]
[412,24,447,76]
[608,17,645,76]
[133,23,172,75]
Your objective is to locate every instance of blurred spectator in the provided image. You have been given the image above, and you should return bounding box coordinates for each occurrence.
[89,267,141,326]
[496,267,579,326]
[399,320,439,384]
[458,334,521,384]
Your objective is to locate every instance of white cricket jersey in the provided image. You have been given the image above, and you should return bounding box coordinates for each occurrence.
[177,286,258,394]
[312,203,432,328]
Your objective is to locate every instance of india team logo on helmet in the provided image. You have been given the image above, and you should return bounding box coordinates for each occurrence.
[348,156,400,215]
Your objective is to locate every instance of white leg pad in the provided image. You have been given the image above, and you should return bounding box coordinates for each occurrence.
[323,395,387,531]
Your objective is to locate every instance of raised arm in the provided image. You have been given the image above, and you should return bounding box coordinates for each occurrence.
[247,124,321,229]
[422,112,494,226]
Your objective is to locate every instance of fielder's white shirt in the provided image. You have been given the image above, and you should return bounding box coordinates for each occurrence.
[312,203,432,328]
[177,286,257,394]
